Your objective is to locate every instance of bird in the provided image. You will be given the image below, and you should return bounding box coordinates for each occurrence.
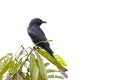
[27,18,54,57]
[27,18,68,78]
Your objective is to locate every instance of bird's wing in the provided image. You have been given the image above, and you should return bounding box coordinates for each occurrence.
[27,26,48,44]
[27,26,54,55]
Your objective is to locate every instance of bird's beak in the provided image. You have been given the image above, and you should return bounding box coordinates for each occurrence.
[42,21,47,23]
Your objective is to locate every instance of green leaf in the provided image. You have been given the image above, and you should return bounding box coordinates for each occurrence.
[46,69,58,73]
[44,40,53,43]
[30,53,39,80]
[44,62,50,67]
[54,54,67,66]
[0,61,12,78]
[35,40,53,46]
[8,61,14,73]
[11,60,23,76]
[0,53,13,71]
[36,52,48,80]
[36,49,68,72]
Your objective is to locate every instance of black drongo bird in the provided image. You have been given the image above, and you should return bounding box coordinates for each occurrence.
[27,18,68,78]
[27,18,54,57]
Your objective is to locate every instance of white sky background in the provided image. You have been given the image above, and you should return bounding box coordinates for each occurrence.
[0,0,120,80]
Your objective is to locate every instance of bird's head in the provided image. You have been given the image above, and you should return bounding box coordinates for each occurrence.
[29,18,47,26]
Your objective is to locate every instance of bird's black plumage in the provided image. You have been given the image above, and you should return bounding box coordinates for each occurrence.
[27,18,54,57]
